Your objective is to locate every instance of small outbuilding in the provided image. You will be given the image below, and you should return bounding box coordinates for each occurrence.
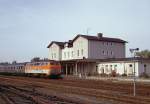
[97,57,150,77]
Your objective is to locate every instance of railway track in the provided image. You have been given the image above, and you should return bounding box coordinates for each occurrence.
[3,75,150,96]
[0,85,36,104]
[0,76,150,104]
[0,83,81,104]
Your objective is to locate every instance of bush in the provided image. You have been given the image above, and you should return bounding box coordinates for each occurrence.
[87,73,92,76]
[111,70,117,77]
[99,73,108,77]
[121,73,127,77]
[92,72,99,76]
[48,74,62,79]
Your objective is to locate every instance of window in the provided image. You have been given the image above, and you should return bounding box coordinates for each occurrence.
[114,65,117,72]
[96,66,98,72]
[107,51,109,55]
[111,51,113,55]
[129,64,132,67]
[64,52,66,58]
[102,50,105,55]
[103,42,105,45]
[53,53,55,58]
[106,42,109,45]
[77,50,79,56]
[65,43,68,47]
[101,67,104,73]
[81,49,84,55]
[144,64,147,73]
[52,53,53,59]
[68,52,70,58]
[110,65,112,72]
[129,64,133,74]
[105,65,109,73]
[72,51,73,57]
[110,42,113,46]
[54,53,56,58]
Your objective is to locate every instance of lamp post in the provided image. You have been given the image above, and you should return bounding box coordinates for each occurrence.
[129,48,139,96]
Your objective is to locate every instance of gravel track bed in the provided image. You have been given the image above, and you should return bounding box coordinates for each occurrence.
[0,76,150,104]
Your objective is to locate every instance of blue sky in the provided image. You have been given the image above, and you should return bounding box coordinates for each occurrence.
[0,0,150,62]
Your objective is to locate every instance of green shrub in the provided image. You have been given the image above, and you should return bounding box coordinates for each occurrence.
[121,73,127,77]
[111,70,117,77]
[99,73,108,77]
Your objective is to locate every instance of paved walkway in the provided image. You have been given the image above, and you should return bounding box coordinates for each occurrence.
[65,75,150,83]
[85,76,150,83]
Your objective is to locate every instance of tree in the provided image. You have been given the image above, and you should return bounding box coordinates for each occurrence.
[43,58,48,60]
[31,57,40,62]
[12,61,17,64]
[0,62,9,65]
[136,50,150,58]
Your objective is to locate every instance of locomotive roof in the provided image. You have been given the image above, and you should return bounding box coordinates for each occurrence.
[29,60,59,63]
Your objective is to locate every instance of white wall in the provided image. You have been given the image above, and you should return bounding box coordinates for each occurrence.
[48,36,89,61]
[48,36,126,61]
[62,47,74,60]
[88,41,125,59]
[73,37,88,59]
[98,61,139,76]
[138,62,150,76]
[48,43,61,61]
[124,62,139,76]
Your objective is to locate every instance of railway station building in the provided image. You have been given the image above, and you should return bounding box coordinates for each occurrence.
[97,58,150,77]
[47,33,150,77]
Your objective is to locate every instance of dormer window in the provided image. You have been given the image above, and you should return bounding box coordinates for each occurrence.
[65,43,68,47]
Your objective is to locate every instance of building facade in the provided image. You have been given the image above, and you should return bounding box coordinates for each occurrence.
[47,33,129,76]
[47,33,126,61]
[97,58,150,77]
[47,33,150,77]
[47,33,150,76]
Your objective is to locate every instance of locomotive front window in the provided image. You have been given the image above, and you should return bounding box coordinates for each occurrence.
[50,63,54,65]
[45,62,48,65]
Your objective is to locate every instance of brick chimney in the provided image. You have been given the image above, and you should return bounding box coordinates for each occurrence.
[97,33,103,38]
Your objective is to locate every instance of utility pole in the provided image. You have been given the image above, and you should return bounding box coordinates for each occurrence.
[129,48,139,96]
